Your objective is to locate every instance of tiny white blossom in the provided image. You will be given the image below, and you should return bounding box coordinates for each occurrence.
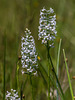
[6,89,20,100]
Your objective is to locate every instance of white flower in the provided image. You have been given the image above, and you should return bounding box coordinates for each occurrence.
[21,28,38,74]
[38,7,57,47]
[6,89,20,100]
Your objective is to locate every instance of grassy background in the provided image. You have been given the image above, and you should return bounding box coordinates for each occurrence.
[0,0,75,99]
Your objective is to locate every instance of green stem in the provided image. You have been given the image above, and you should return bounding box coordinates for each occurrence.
[63,49,74,100]
[49,53,64,99]
[47,42,50,100]
[46,42,64,100]
[3,32,6,100]
[30,75,34,100]
[16,62,19,92]
[20,82,23,100]
[15,33,19,91]
[48,62,50,100]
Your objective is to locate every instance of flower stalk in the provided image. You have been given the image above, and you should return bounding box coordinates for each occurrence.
[3,32,6,100]
[30,74,34,100]
[48,50,65,100]
[47,41,50,100]
[38,7,58,100]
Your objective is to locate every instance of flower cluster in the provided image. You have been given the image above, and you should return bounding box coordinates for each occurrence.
[6,89,20,100]
[21,28,38,75]
[38,7,57,46]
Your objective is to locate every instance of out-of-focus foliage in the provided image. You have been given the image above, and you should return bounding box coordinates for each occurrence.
[0,0,75,99]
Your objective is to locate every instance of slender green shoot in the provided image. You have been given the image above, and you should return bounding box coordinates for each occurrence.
[3,32,6,100]
[21,76,28,100]
[49,51,65,100]
[47,41,50,100]
[63,49,74,100]
[48,61,50,100]
[20,82,23,100]
[16,62,19,92]
[15,33,19,90]
[30,75,34,100]
[57,39,62,100]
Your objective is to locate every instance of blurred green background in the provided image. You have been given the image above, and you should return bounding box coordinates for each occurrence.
[0,0,75,99]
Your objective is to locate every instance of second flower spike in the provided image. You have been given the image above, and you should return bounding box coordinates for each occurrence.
[21,28,38,75]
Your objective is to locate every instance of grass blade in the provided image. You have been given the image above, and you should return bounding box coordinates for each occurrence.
[63,49,74,100]
[3,32,6,100]
[57,39,62,100]
[15,33,19,90]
